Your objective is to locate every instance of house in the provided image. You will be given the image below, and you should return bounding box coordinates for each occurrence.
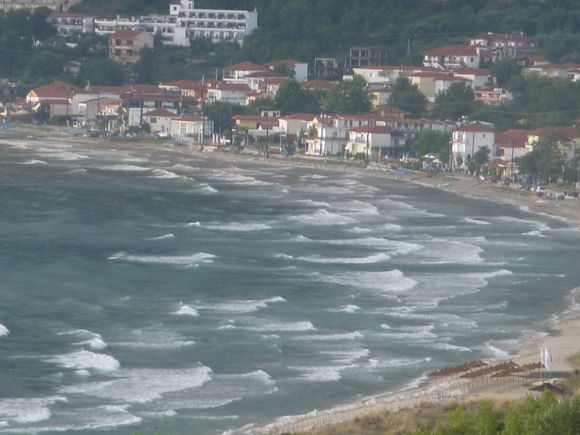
[143,108,179,133]
[496,129,530,162]
[301,80,336,91]
[223,61,268,82]
[522,63,580,80]
[121,86,183,127]
[451,122,496,169]
[206,82,251,105]
[474,86,513,105]
[94,0,257,46]
[278,113,316,144]
[348,47,387,68]
[353,65,437,84]
[170,115,214,141]
[345,125,394,158]
[407,72,472,103]
[95,98,122,132]
[306,114,374,156]
[50,12,94,36]
[244,71,287,92]
[1,0,79,11]
[469,33,538,59]
[232,114,279,131]
[526,126,580,160]
[108,30,154,66]
[311,57,344,80]
[265,59,309,82]
[26,80,81,117]
[422,45,493,70]
[450,67,491,88]
[369,84,393,108]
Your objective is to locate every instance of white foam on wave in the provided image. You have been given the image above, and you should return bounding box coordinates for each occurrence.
[97,164,150,172]
[191,183,218,195]
[59,329,107,350]
[20,159,47,165]
[49,349,120,373]
[148,233,175,241]
[369,356,431,368]
[0,324,9,337]
[0,396,67,424]
[314,269,417,294]
[244,320,315,332]
[407,239,485,265]
[288,209,356,226]
[494,216,551,231]
[290,365,353,382]
[297,252,391,265]
[108,251,216,267]
[320,348,370,364]
[201,222,272,232]
[380,324,437,340]
[205,170,273,186]
[114,327,195,350]
[149,169,182,179]
[328,304,361,314]
[428,342,472,352]
[524,230,547,237]
[320,237,421,256]
[275,253,294,260]
[345,227,372,234]
[195,296,286,314]
[294,331,363,341]
[68,168,87,175]
[170,163,197,173]
[61,365,213,404]
[172,302,199,317]
[36,151,89,161]
[295,199,331,208]
[463,217,491,225]
[333,200,379,216]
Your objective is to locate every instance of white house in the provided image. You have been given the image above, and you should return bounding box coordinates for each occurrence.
[423,45,493,70]
[206,82,251,105]
[408,72,472,103]
[469,32,538,59]
[346,125,394,157]
[369,84,392,108]
[353,65,436,84]
[450,67,491,88]
[170,115,214,141]
[223,61,268,82]
[451,122,496,169]
[143,108,178,133]
[278,113,316,136]
[306,114,374,156]
[265,59,309,82]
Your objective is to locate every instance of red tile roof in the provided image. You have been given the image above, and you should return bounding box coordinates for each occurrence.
[349,125,393,134]
[531,126,580,140]
[31,81,81,99]
[211,82,251,92]
[224,61,267,72]
[143,108,179,118]
[280,113,316,121]
[496,129,529,148]
[265,59,305,67]
[471,33,535,45]
[454,122,495,133]
[110,30,144,39]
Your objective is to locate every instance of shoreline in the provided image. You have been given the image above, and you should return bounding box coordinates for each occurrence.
[2,129,580,434]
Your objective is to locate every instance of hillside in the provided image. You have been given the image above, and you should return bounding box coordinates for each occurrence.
[71,0,580,64]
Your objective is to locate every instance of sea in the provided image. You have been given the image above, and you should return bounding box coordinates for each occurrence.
[0,136,579,434]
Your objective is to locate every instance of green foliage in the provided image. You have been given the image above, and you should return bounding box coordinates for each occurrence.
[491,58,520,87]
[517,137,566,184]
[432,82,476,121]
[133,47,158,84]
[202,101,244,134]
[275,79,319,114]
[408,129,451,162]
[325,75,370,114]
[273,64,295,79]
[79,58,125,86]
[245,96,277,115]
[25,52,64,84]
[389,78,426,118]
[73,0,168,15]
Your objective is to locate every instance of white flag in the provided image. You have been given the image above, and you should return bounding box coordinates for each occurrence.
[540,347,545,367]
[546,348,552,370]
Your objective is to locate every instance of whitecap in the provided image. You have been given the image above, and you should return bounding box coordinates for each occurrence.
[288,365,351,382]
[0,324,9,337]
[328,304,361,314]
[149,169,181,179]
[20,159,47,165]
[59,329,108,350]
[148,233,175,241]
[524,230,546,237]
[0,396,67,424]
[314,269,417,294]
[275,253,294,260]
[172,303,199,317]
[345,227,372,234]
[68,168,87,174]
[191,183,218,195]
[244,321,315,332]
[108,251,216,267]
[333,200,379,216]
[36,151,89,160]
[297,252,391,264]
[320,348,370,364]
[49,349,120,373]
[202,222,272,232]
[463,217,491,225]
[288,209,356,226]
[60,365,213,404]
[428,343,472,352]
[195,297,285,314]
[294,331,363,341]
[97,164,150,172]
[295,199,331,208]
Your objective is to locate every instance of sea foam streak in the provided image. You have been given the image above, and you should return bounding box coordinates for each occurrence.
[195,297,285,314]
[315,269,417,293]
[0,396,67,424]
[202,222,272,232]
[49,350,120,373]
[0,324,9,337]
[108,251,216,267]
[297,252,391,264]
[97,164,150,172]
[59,329,107,350]
[288,209,356,226]
[172,303,199,317]
[148,233,175,240]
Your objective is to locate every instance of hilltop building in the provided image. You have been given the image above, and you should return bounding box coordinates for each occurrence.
[1,0,78,12]
[108,30,154,66]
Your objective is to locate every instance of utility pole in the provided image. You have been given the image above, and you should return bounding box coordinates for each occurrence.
[510,138,515,182]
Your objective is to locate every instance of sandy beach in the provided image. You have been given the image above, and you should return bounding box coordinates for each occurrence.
[2,127,580,434]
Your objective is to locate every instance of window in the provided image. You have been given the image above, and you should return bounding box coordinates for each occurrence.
[150,117,157,123]
[115,49,121,56]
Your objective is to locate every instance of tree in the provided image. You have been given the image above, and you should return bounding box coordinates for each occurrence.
[491,58,520,87]
[79,58,125,86]
[246,96,277,115]
[517,137,565,184]
[389,78,426,117]
[273,64,295,79]
[134,46,157,84]
[470,145,491,175]
[325,75,370,114]
[202,101,244,134]
[25,52,63,84]
[275,79,318,114]
[409,129,450,161]
[432,82,476,121]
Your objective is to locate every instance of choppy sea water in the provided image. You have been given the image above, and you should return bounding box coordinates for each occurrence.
[0,139,579,434]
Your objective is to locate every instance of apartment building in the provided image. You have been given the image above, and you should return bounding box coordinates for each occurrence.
[108,30,154,66]
[0,0,79,12]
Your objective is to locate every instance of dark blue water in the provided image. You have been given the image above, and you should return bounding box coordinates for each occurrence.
[0,139,579,434]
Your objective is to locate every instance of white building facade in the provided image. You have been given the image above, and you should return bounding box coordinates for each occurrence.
[451,122,495,168]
